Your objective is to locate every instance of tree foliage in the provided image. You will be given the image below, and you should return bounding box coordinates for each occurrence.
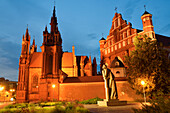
[124,35,170,98]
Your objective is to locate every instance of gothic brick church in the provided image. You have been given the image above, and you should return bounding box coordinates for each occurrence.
[16,6,170,103]
[16,6,97,102]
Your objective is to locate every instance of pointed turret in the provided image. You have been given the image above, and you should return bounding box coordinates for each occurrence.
[25,28,30,41]
[22,34,24,41]
[45,26,48,32]
[89,55,92,63]
[33,39,35,46]
[92,57,97,76]
[30,39,37,54]
[21,27,30,56]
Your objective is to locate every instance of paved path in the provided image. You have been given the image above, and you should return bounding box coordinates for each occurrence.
[84,102,142,113]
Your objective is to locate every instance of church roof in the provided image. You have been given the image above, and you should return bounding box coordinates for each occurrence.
[110,57,125,68]
[30,52,42,68]
[142,11,151,16]
[156,34,170,46]
[100,37,105,41]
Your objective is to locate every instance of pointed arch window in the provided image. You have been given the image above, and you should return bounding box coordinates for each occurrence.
[32,75,38,92]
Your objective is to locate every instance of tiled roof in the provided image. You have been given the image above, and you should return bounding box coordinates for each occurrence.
[30,52,42,68]
[155,34,170,46]
[142,11,151,16]
[100,37,105,41]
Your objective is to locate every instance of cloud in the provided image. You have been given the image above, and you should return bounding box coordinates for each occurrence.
[87,33,98,40]
[157,24,170,36]
[0,37,21,81]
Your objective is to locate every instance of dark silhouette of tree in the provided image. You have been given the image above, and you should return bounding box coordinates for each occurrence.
[124,35,170,98]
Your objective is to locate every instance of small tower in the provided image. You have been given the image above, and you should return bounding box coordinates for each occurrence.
[92,57,97,76]
[141,10,155,38]
[99,36,105,72]
[30,39,37,54]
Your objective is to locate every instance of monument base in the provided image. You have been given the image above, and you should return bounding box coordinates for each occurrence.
[97,99,127,106]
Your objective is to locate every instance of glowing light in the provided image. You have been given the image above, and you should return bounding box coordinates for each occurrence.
[0,86,4,91]
[10,98,14,101]
[10,89,15,92]
[141,81,145,85]
[52,84,55,88]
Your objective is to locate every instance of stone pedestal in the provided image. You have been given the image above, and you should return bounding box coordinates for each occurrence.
[97,99,127,106]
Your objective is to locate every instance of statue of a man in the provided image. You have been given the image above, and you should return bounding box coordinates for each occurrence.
[102,64,118,100]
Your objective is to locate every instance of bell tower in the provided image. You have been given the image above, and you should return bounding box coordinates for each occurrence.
[141,10,155,38]
[41,6,62,78]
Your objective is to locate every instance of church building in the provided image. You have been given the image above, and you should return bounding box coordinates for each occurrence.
[16,6,97,102]
[99,10,170,76]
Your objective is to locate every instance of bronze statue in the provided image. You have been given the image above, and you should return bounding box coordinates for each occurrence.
[102,64,118,100]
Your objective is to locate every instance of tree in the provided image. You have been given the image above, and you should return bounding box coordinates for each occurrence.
[124,35,170,98]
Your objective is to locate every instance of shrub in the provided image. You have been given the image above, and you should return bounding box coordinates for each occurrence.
[79,97,103,104]
[51,105,65,113]
[65,102,76,113]
[133,96,170,113]
[76,106,90,113]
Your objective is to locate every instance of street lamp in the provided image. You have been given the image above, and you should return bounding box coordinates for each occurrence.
[141,80,146,104]
[52,84,55,101]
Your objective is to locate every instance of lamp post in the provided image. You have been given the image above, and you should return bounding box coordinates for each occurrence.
[52,84,55,101]
[141,80,146,104]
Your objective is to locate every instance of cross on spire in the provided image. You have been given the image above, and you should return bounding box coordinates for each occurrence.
[54,0,56,6]
[144,5,146,11]
[115,7,117,12]
[27,24,28,29]
[102,33,104,37]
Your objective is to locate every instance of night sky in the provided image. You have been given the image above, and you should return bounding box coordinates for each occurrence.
[0,0,170,81]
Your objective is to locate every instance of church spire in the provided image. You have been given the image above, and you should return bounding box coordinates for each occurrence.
[53,6,56,17]
[50,6,58,33]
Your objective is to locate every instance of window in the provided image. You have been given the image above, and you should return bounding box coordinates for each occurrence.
[119,43,121,48]
[108,48,110,53]
[115,61,119,67]
[105,50,107,55]
[116,71,120,74]
[123,41,125,47]
[111,47,113,52]
[32,75,38,92]
[127,39,130,45]
[115,45,117,50]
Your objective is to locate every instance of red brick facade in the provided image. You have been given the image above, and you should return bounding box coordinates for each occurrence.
[99,11,155,68]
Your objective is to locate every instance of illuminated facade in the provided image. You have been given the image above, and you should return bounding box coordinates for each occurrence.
[99,11,170,75]
[16,6,97,102]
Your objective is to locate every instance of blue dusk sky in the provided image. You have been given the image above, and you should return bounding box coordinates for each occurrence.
[0,0,170,81]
